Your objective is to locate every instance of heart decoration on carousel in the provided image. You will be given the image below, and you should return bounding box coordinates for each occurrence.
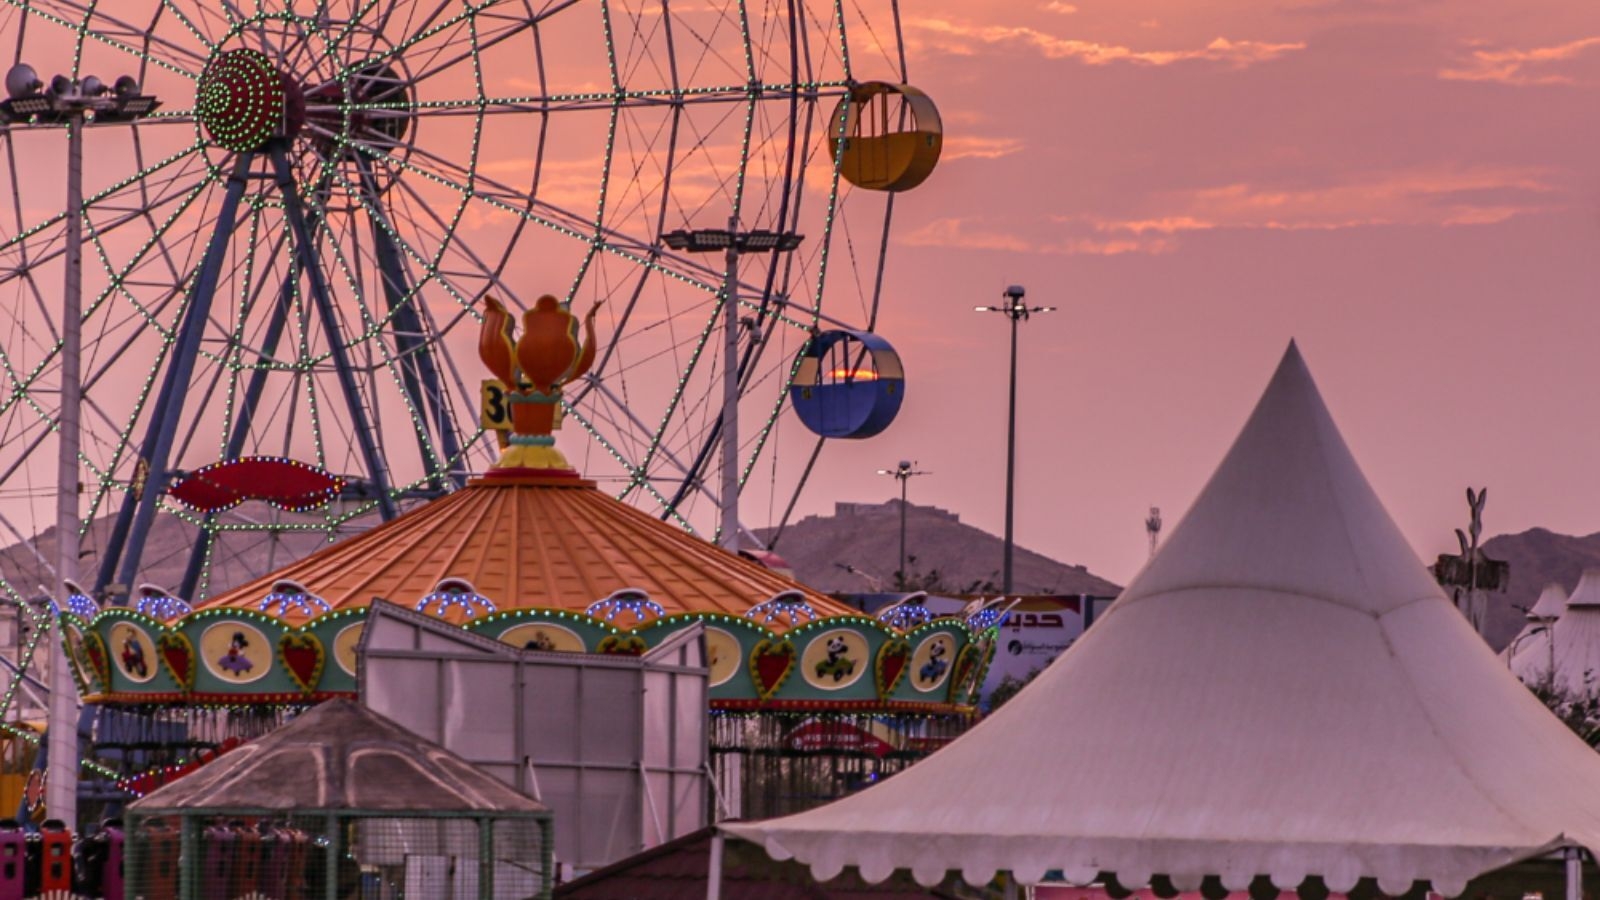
[596,634,648,656]
[749,639,797,701]
[278,632,326,695]
[874,639,911,701]
[947,643,979,705]
[81,631,112,690]
[156,631,196,692]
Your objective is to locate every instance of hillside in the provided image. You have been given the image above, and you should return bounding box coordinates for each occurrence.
[755,500,1122,596]
[1477,528,1600,650]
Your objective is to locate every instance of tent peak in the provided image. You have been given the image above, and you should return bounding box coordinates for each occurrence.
[1114,341,1442,618]
[1529,582,1570,621]
[1566,569,1600,609]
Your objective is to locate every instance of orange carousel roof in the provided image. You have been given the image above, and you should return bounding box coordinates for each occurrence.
[195,473,855,628]
[198,294,854,630]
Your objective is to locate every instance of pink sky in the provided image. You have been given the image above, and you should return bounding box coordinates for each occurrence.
[1,1,1595,595]
[800,0,1600,585]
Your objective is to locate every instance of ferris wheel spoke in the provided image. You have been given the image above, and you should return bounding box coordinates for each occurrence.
[333,0,492,85]
[0,0,201,81]
[353,135,721,297]
[311,143,479,320]
[0,160,217,448]
[399,12,542,89]
[155,0,218,53]
[305,167,459,484]
[563,401,697,532]
[383,166,524,314]
[0,138,203,267]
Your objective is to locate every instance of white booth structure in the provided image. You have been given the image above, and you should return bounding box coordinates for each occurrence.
[359,601,709,872]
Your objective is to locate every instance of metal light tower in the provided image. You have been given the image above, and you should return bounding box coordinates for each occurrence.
[2,64,161,829]
[660,222,802,551]
[975,285,1055,595]
[877,460,930,584]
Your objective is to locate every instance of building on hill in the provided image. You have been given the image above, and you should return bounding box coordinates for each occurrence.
[756,500,1122,596]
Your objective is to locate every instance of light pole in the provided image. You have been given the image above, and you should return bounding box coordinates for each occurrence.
[3,63,161,829]
[660,221,802,551]
[876,460,929,586]
[976,285,1055,596]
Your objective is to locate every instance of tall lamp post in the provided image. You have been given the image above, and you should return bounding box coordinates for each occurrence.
[3,64,161,829]
[659,220,802,551]
[975,285,1055,596]
[877,460,929,587]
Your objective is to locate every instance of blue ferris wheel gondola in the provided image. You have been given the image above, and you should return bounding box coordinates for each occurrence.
[789,330,905,439]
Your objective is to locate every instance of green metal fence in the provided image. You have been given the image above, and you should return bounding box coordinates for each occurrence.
[123,809,551,899]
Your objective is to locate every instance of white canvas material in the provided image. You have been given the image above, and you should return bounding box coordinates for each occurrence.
[1504,582,1567,669]
[1515,570,1600,696]
[725,343,1600,895]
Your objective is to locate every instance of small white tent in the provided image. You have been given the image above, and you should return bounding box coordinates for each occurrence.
[1505,582,1568,677]
[724,343,1600,896]
[1526,569,1600,698]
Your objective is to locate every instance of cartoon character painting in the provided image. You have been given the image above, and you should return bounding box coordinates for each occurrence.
[522,630,556,652]
[218,631,254,677]
[918,640,948,685]
[121,636,148,679]
[813,635,857,683]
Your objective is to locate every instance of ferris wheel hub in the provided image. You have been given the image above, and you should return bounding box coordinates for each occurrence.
[197,48,303,153]
[198,45,413,161]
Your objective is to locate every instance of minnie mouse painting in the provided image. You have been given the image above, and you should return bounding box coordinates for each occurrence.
[218,631,254,676]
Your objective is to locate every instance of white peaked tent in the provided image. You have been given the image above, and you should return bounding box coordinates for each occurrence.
[1504,582,1568,674]
[1524,569,1600,697]
[722,343,1600,897]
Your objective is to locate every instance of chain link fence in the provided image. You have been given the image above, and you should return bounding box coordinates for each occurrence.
[124,811,551,899]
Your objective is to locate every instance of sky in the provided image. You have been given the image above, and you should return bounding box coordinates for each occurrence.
[799,0,1600,586]
[0,0,1596,597]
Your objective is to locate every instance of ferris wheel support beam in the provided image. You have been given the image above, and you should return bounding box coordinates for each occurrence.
[356,156,465,490]
[176,248,305,603]
[268,140,398,521]
[97,151,258,601]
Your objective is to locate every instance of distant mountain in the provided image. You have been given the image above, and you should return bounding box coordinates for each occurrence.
[755,500,1122,596]
[1477,528,1600,650]
[0,505,380,604]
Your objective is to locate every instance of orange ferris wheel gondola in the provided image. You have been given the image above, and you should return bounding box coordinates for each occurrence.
[830,82,943,192]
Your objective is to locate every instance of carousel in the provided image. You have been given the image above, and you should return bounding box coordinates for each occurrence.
[55,297,994,821]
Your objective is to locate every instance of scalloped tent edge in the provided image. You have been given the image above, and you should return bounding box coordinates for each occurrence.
[719,342,1600,896]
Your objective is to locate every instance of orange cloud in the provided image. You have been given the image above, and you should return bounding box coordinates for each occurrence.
[1042,1,1078,14]
[941,135,1026,161]
[1440,36,1600,86]
[906,19,1305,67]
[899,216,1172,256]
[896,167,1568,258]
[1074,166,1558,246]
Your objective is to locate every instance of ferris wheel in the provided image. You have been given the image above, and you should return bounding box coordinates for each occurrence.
[0,0,938,605]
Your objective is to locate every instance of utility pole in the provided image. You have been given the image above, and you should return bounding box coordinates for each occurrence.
[660,223,803,551]
[976,286,1055,595]
[4,63,162,829]
[877,460,930,585]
